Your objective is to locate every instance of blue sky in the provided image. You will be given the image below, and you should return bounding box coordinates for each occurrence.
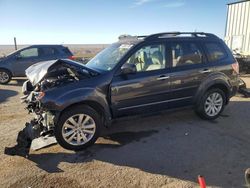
[0,0,233,44]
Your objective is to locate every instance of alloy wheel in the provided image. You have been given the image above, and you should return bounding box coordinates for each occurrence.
[62,114,96,146]
[0,71,9,83]
[204,92,223,117]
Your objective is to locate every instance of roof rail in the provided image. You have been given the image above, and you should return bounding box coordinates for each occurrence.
[144,32,218,41]
[118,34,147,41]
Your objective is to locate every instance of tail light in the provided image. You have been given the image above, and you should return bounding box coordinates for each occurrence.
[68,56,76,60]
[232,61,239,74]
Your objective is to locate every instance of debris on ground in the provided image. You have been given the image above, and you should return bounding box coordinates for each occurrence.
[4,127,31,157]
[238,78,250,97]
[30,136,57,151]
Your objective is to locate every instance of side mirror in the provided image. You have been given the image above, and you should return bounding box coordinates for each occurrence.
[121,63,136,75]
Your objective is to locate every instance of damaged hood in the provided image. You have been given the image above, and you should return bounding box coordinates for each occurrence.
[26,60,58,86]
[25,59,88,86]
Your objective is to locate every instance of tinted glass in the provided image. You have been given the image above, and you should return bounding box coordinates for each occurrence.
[42,48,58,55]
[19,48,38,58]
[170,42,202,67]
[205,43,227,62]
[125,44,166,72]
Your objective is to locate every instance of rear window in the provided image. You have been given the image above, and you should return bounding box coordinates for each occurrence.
[204,42,227,62]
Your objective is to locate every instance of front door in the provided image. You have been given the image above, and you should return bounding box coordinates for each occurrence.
[110,43,172,117]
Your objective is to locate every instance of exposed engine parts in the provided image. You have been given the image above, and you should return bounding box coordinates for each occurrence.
[5,59,98,155]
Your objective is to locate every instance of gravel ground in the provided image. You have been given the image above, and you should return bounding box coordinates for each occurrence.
[0,76,250,188]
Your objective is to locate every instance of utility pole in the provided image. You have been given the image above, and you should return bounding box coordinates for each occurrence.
[14,37,17,50]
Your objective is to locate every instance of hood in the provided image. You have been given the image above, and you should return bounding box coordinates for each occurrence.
[25,59,89,86]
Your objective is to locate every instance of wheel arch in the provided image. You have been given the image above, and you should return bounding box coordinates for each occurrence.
[194,79,231,106]
[0,67,12,77]
[206,83,230,104]
[0,67,13,84]
[56,100,111,128]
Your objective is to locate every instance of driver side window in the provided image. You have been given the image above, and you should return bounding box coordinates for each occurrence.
[125,44,166,72]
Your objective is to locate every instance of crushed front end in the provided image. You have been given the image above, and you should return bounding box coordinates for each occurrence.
[5,59,97,156]
[22,82,57,138]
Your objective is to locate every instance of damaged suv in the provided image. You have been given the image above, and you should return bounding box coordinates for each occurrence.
[22,32,239,151]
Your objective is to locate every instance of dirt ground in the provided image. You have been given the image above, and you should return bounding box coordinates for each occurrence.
[0,76,250,188]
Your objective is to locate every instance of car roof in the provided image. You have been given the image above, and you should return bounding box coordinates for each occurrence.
[28,45,66,48]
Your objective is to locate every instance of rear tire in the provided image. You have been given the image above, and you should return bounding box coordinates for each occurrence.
[55,105,101,151]
[0,69,12,84]
[195,88,226,120]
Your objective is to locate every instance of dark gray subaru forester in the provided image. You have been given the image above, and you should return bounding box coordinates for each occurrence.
[22,32,239,151]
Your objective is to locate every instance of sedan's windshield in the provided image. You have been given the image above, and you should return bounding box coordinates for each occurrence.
[86,43,133,71]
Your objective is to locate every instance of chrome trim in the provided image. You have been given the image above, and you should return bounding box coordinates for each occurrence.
[118,96,193,111]
[156,76,170,81]
[199,69,212,73]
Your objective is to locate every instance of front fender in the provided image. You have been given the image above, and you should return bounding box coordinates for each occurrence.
[41,87,112,124]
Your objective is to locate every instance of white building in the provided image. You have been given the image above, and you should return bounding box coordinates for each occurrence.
[225,0,250,55]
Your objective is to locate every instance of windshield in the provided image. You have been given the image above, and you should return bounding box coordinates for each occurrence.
[86,43,133,71]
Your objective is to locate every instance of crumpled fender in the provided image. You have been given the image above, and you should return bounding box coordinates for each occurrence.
[41,87,112,126]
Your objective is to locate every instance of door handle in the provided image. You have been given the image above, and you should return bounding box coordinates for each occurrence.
[156,75,170,81]
[199,69,212,73]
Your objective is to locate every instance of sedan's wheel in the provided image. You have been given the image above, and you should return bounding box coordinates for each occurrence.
[0,69,11,84]
[195,88,226,120]
[55,105,101,151]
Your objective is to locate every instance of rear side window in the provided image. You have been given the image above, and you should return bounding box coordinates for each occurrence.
[170,42,203,67]
[42,47,58,55]
[204,42,227,62]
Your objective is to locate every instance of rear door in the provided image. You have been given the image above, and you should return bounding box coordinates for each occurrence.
[110,43,172,117]
[11,47,43,76]
[167,39,212,107]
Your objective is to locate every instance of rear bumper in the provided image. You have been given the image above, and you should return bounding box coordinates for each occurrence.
[227,76,239,103]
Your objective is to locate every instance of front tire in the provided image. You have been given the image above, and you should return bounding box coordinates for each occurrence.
[195,88,226,120]
[55,105,101,151]
[0,69,12,84]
